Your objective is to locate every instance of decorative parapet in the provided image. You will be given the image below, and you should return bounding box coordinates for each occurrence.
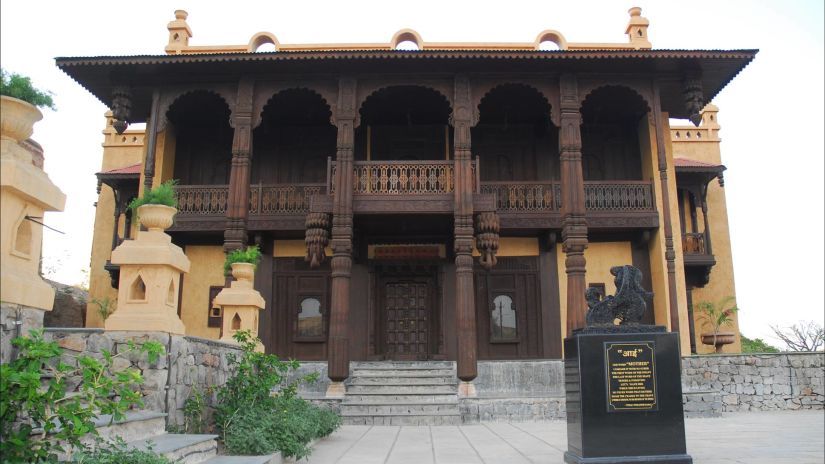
[164,7,652,55]
[102,111,146,148]
[671,104,721,142]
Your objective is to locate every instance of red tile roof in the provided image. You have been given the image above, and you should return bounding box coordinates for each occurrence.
[98,163,142,175]
[673,158,722,168]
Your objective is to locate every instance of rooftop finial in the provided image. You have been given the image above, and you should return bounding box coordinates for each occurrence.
[166,9,193,55]
[625,6,651,49]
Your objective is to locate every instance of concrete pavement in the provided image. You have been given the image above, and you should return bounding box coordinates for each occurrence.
[304,411,824,463]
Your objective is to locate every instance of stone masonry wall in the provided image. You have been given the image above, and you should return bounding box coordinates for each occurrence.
[40,329,243,430]
[682,353,824,413]
[1,303,46,364]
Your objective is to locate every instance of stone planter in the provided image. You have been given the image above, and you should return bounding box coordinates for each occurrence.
[136,204,176,231]
[701,331,736,353]
[1,95,43,143]
[231,262,255,282]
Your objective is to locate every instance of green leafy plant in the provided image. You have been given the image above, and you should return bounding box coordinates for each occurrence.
[75,437,172,464]
[127,179,178,211]
[92,296,116,322]
[215,330,337,458]
[182,387,208,434]
[0,68,56,110]
[223,245,262,274]
[0,329,165,462]
[740,335,780,353]
[695,296,739,337]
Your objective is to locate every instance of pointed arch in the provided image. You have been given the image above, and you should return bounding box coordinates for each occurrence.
[130,274,147,301]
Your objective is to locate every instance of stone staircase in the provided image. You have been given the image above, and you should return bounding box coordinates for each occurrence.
[86,411,218,463]
[340,361,461,425]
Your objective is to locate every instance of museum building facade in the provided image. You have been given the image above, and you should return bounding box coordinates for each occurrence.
[59,7,755,384]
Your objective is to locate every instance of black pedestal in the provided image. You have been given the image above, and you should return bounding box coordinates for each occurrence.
[564,330,692,464]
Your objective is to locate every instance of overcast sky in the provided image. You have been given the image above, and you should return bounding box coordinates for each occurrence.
[1,0,822,344]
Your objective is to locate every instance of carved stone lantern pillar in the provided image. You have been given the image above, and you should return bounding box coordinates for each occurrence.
[213,262,266,351]
[105,205,189,334]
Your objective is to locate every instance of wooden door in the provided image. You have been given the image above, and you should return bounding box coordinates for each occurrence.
[383,279,431,360]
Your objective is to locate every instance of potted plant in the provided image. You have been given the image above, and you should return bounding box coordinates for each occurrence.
[695,296,739,353]
[224,245,262,281]
[0,68,55,143]
[127,179,178,231]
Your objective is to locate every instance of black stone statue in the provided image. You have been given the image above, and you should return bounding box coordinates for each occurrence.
[585,265,653,327]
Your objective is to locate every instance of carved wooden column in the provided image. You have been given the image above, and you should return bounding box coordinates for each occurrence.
[652,81,680,333]
[327,77,356,394]
[452,76,478,387]
[142,90,160,192]
[700,184,713,255]
[224,78,255,253]
[559,74,588,334]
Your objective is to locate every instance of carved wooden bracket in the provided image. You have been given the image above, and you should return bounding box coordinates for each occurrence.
[682,72,704,127]
[305,212,331,268]
[111,86,133,134]
[475,211,500,271]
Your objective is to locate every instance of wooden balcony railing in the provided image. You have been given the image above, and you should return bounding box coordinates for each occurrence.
[682,232,707,255]
[480,182,559,211]
[329,159,478,194]
[175,184,324,216]
[583,181,654,211]
[175,185,229,215]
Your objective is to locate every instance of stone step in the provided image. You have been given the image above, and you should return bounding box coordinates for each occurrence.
[349,376,456,385]
[341,402,459,415]
[351,361,455,369]
[202,455,279,464]
[347,384,457,394]
[341,413,462,426]
[94,411,167,444]
[345,393,459,403]
[351,368,455,377]
[128,433,218,463]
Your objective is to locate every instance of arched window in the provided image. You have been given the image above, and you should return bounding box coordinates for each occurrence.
[297,297,324,338]
[491,294,517,341]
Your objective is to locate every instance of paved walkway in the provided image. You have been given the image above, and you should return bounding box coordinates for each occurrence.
[305,411,824,464]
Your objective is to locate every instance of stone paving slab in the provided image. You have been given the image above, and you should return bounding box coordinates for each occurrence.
[304,411,824,463]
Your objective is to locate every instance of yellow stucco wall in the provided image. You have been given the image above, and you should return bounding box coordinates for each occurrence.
[86,114,146,327]
[180,245,224,339]
[671,112,741,353]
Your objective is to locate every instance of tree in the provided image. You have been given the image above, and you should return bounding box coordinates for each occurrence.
[740,335,780,353]
[770,321,824,352]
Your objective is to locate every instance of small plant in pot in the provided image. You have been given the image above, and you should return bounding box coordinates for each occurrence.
[224,245,262,281]
[0,68,55,143]
[127,180,178,231]
[695,296,739,353]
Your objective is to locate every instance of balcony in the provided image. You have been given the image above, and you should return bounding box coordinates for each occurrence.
[170,160,658,231]
[682,232,716,287]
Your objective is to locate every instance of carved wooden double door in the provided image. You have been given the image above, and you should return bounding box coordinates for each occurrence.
[382,278,433,360]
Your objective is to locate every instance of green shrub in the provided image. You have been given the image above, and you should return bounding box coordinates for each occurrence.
[0,68,56,110]
[215,330,339,459]
[127,180,178,211]
[223,245,262,274]
[740,335,780,353]
[0,330,165,462]
[75,437,172,464]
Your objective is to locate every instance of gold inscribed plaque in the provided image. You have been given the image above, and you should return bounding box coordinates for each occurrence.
[605,342,657,412]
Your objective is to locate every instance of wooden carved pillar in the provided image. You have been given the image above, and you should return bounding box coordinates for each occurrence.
[328,77,357,383]
[142,90,160,192]
[224,79,255,253]
[700,184,713,255]
[452,76,477,382]
[559,74,588,334]
[652,81,681,333]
